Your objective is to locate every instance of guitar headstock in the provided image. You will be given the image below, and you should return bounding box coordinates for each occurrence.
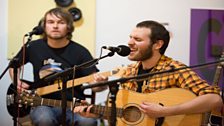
[6,84,37,117]
[18,90,38,107]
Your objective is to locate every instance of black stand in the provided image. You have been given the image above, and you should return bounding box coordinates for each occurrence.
[61,78,68,126]
[11,59,19,126]
[108,82,119,126]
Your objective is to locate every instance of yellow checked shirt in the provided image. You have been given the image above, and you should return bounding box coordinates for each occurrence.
[121,55,220,96]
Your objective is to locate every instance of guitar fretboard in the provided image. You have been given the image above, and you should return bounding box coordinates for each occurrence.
[31,96,123,118]
[90,104,123,118]
[32,97,73,109]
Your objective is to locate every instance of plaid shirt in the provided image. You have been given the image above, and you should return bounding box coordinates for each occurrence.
[121,55,220,96]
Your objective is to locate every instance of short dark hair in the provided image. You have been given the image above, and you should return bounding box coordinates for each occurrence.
[136,20,170,55]
[41,7,74,40]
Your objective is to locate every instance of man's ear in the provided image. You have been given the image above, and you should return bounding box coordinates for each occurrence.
[155,40,164,49]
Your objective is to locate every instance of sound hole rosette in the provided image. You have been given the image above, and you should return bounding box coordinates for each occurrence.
[121,103,144,125]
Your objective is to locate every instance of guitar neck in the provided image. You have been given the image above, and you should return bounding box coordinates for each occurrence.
[32,97,73,109]
[36,71,112,96]
[32,97,123,118]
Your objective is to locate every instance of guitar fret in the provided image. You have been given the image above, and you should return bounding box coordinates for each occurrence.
[106,108,111,117]
[45,99,49,106]
[48,99,51,106]
[50,99,54,106]
[100,106,105,116]
[57,100,60,107]
[42,99,46,105]
[99,105,104,116]
[117,108,123,117]
[95,105,98,114]
[68,101,72,109]
[55,100,61,107]
[57,100,62,107]
[41,98,43,105]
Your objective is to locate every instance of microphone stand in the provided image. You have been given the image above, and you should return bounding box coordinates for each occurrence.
[43,51,115,126]
[9,58,19,126]
[108,82,119,126]
[0,35,33,126]
[61,77,68,126]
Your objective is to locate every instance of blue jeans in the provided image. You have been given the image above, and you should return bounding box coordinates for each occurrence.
[30,106,97,126]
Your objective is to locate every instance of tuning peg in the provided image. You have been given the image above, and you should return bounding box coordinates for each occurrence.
[18,103,23,107]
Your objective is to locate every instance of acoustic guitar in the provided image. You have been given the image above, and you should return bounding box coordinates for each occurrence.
[36,67,125,95]
[7,88,205,126]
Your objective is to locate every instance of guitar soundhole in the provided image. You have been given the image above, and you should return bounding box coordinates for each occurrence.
[122,104,143,125]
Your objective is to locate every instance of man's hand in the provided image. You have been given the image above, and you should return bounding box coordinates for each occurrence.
[139,102,167,118]
[91,73,108,92]
[73,100,99,118]
[17,80,30,93]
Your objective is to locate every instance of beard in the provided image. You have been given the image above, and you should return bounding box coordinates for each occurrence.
[128,44,153,61]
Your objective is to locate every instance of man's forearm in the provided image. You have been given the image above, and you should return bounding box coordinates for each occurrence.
[165,94,223,116]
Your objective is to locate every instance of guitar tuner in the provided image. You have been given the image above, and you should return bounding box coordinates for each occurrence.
[18,104,22,108]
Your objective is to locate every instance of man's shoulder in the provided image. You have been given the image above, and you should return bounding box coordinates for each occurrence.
[29,39,46,46]
[68,40,91,52]
[161,55,187,68]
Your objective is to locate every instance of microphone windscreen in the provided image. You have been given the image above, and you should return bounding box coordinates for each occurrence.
[117,45,130,56]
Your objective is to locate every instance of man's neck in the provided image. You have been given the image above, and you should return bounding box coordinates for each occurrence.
[141,53,162,70]
[47,38,69,48]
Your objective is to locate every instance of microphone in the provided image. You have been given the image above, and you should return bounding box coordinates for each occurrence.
[25,25,44,37]
[102,45,130,56]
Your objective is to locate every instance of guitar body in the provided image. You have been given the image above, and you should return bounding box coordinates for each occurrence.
[6,84,31,118]
[113,88,202,126]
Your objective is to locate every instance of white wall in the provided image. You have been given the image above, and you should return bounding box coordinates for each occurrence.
[0,0,223,125]
[0,0,13,125]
